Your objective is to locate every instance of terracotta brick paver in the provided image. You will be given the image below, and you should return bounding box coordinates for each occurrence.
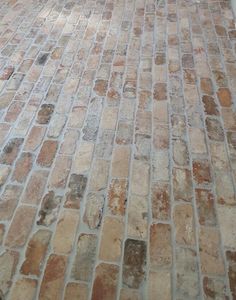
[0,0,236,298]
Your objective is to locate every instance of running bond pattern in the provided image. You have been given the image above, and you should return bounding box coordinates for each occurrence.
[0,0,236,299]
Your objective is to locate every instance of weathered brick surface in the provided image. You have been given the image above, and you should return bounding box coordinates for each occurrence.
[0,0,235,298]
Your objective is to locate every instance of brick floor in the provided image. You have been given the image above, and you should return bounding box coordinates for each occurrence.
[0,0,236,299]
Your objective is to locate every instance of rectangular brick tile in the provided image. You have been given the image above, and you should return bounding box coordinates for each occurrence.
[122,239,146,289]
[65,174,87,209]
[153,101,168,124]
[203,276,230,300]
[111,146,131,178]
[175,247,200,299]
[89,159,109,191]
[131,159,150,196]
[0,138,24,165]
[0,185,22,220]
[215,171,235,205]
[0,250,19,295]
[148,271,171,300]
[4,101,25,123]
[39,254,67,300]
[47,113,67,138]
[36,140,58,167]
[24,126,46,151]
[9,278,37,300]
[217,206,236,248]
[128,194,148,239]
[92,263,119,300]
[199,226,225,275]
[64,282,88,300]
[174,203,195,246]
[195,189,217,226]
[209,142,229,171]
[193,159,212,185]
[0,165,11,187]
[151,182,170,221]
[134,133,151,161]
[101,106,118,130]
[37,191,62,226]
[22,170,49,205]
[120,289,141,300]
[5,205,36,248]
[150,223,172,269]
[83,193,105,229]
[59,129,79,155]
[12,152,34,183]
[135,110,152,135]
[108,179,128,216]
[0,123,11,147]
[71,233,97,281]
[48,156,72,189]
[153,124,169,150]
[172,138,189,166]
[173,168,193,202]
[189,128,207,155]
[116,121,133,145]
[20,229,51,276]
[153,151,169,181]
[73,142,94,174]
[53,209,79,254]
[67,106,86,128]
[99,216,124,262]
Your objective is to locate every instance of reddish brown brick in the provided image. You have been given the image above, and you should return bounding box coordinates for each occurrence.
[151,182,170,221]
[153,82,167,100]
[4,101,24,123]
[203,276,229,300]
[22,170,48,205]
[217,88,232,107]
[12,152,34,183]
[21,229,51,276]
[92,263,119,300]
[94,79,108,96]
[24,126,46,151]
[39,254,67,300]
[5,205,36,248]
[202,95,219,116]
[206,117,224,142]
[200,78,213,95]
[37,140,58,167]
[150,223,172,268]
[193,160,212,184]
